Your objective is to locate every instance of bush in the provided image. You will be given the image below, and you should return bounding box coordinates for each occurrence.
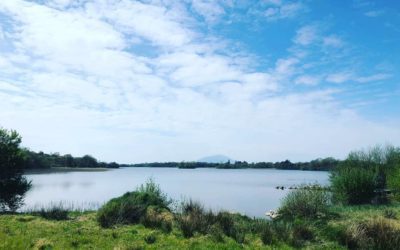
[176,199,215,237]
[330,162,376,205]
[97,179,171,228]
[209,225,225,243]
[271,221,292,243]
[278,187,331,219]
[343,223,371,250]
[260,224,275,245]
[144,234,157,244]
[292,223,313,242]
[141,206,173,233]
[215,212,235,237]
[344,218,400,250]
[363,218,400,250]
[383,208,397,219]
[331,145,400,205]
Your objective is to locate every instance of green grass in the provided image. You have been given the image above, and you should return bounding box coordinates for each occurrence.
[1,204,400,249]
[0,212,288,250]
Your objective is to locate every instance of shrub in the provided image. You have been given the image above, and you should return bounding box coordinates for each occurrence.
[383,208,397,219]
[260,224,275,245]
[271,221,292,242]
[331,145,400,205]
[292,223,313,242]
[209,224,225,243]
[278,187,331,219]
[215,212,235,237]
[176,199,215,237]
[363,218,400,250]
[97,179,171,228]
[343,223,371,250]
[344,218,400,250]
[144,234,157,244]
[141,206,173,233]
[330,162,376,205]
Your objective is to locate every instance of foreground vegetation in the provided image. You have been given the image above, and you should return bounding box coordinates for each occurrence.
[1,201,400,249]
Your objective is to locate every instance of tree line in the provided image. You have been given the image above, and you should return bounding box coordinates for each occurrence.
[128,157,340,171]
[23,150,120,169]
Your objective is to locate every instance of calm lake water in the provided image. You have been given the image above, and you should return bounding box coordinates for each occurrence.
[23,168,329,217]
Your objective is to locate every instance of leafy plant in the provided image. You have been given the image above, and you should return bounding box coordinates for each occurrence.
[278,186,331,219]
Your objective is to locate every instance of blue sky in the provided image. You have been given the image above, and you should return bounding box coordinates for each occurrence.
[0,0,399,163]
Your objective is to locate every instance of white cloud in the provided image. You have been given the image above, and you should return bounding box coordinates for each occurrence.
[364,10,384,17]
[190,0,225,23]
[264,1,305,21]
[85,0,194,48]
[294,25,317,46]
[356,73,391,83]
[326,72,354,83]
[294,75,320,86]
[323,35,344,48]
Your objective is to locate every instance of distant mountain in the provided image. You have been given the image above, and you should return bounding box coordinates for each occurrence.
[198,155,233,163]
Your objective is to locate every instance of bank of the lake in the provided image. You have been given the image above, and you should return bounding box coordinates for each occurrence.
[24,167,110,175]
[2,204,400,249]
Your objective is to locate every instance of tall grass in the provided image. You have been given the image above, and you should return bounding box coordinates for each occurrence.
[24,201,92,220]
[344,218,400,250]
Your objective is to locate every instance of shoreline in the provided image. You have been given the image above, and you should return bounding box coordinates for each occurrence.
[24,167,111,175]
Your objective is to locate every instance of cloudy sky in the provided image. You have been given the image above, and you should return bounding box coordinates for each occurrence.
[0,0,399,163]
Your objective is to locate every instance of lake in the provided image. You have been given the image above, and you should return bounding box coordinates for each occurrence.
[23,168,329,217]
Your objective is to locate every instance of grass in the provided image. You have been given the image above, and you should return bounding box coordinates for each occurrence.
[0,212,282,250]
[1,203,400,249]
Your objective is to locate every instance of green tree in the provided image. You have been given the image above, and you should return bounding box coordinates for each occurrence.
[0,128,31,212]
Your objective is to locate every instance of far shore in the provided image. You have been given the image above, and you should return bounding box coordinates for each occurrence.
[24,167,111,175]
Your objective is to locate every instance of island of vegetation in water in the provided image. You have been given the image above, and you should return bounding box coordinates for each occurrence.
[2,127,400,249]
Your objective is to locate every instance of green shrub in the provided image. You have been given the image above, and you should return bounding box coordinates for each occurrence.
[144,234,156,244]
[97,179,171,228]
[215,212,235,237]
[330,162,376,205]
[383,208,397,219]
[343,223,371,250]
[278,187,331,219]
[260,224,275,245]
[141,206,173,233]
[271,221,292,243]
[209,224,225,243]
[176,199,215,237]
[292,223,313,242]
[344,218,400,250]
[331,145,400,205]
[363,218,400,250]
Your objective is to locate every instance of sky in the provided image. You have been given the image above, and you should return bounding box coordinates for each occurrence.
[0,0,399,163]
